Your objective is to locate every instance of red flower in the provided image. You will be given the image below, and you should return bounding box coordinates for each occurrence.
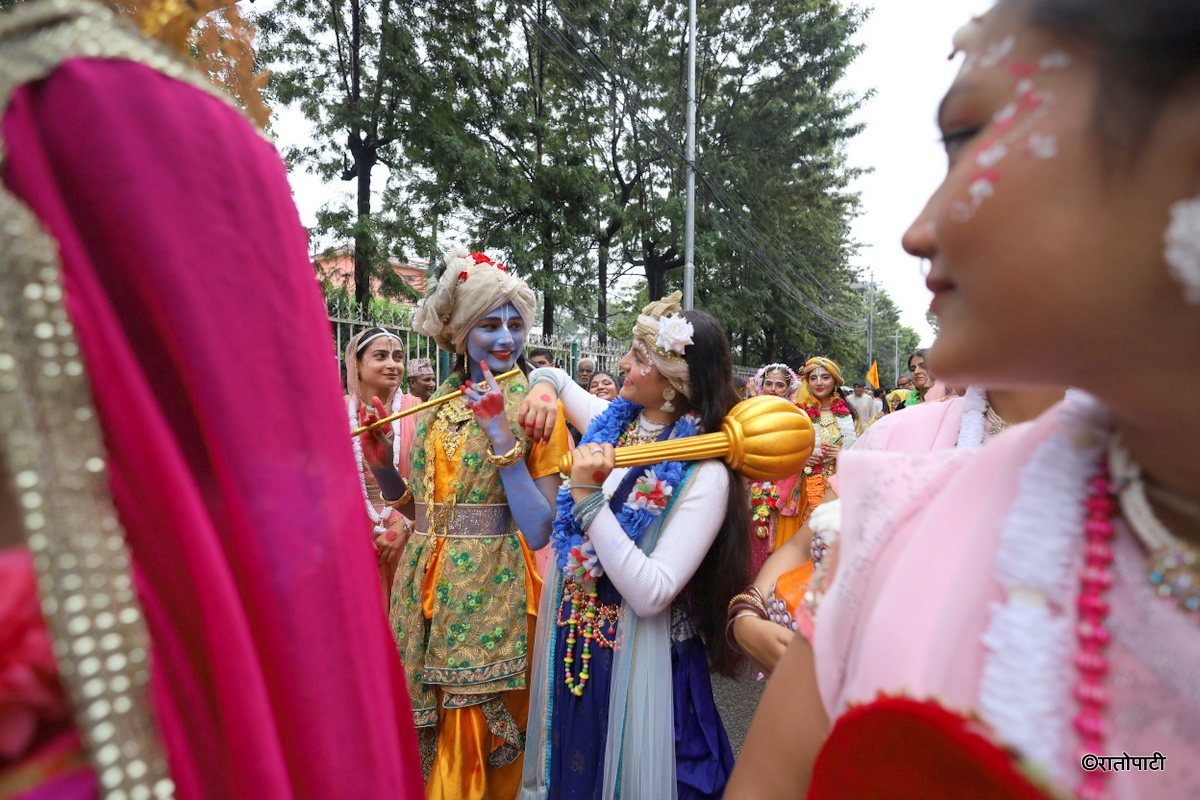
[805,406,820,420]
[458,270,469,282]
[830,398,851,416]
[0,550,70,760]
[470,252,508,272]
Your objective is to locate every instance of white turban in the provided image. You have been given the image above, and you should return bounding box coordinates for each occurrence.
[413,248,537,355]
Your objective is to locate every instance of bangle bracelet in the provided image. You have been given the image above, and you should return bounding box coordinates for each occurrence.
[568,484,604,491]
[486,440,524,468]
[383,485,413,508]
[726,590,768,619]
[527,367,565,394]
[725,611,767,654]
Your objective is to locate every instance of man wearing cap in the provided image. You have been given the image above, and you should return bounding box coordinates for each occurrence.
[406,358,436,403]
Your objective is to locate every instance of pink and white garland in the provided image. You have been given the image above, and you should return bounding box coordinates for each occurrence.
[955,386,989,449]
[979,390,1110,788]
[348,393,402,535]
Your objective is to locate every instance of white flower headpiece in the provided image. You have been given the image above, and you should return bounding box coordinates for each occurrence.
[632,290,693,399]
[655,313,695,356]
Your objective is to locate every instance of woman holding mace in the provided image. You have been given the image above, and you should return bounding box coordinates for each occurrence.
[515,291,751,800]
[358,248,569,799]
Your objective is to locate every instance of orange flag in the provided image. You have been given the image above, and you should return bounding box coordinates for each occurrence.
[866,360,880,389]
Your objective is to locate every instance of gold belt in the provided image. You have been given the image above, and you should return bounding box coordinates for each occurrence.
[413,503,512,537]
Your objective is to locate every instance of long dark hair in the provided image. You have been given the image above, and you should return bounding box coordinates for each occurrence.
[676,309,751,676]
[1022,0,1200,156]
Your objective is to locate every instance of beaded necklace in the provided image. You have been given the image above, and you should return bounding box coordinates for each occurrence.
[1109,437,1200,623]
[550,397,699,697]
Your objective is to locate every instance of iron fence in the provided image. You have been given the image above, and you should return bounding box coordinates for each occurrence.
[326,296,754,390]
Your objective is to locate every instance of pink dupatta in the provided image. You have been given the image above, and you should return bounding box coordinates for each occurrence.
[2,59,421,798]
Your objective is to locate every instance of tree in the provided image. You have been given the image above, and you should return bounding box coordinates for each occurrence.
[257,0,421,308]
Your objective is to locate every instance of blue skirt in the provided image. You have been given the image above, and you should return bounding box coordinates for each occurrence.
[547,576,734,799]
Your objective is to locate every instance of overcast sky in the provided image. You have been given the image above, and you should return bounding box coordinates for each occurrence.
[841,0,993,345]
[279,0,995,346]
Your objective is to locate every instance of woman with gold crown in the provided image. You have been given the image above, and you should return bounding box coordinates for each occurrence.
[514,291,750,800]
[746,363,805,573]
[358,247,569,799]
[787,356,858,535]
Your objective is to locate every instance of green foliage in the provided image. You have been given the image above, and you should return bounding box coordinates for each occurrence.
[256,0,918,363]
[257,0,425,308]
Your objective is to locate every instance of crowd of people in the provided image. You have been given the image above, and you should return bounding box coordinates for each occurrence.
[2,1,1198,799]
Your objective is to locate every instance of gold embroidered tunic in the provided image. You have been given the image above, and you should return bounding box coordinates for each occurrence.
[390,372,566,727]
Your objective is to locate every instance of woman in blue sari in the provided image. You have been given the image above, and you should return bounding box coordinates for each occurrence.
[516,292,751,799]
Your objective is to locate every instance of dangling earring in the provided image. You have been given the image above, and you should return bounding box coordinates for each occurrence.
[1165,196,1200,305]
[661,387,676,414]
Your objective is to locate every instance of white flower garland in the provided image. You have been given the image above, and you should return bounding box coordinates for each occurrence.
[348,393,402,535]
[978,390,1111,784]
[835,411,857,449]
[955,386,989,449]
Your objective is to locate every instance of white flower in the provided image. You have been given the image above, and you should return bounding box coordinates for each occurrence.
[655,313,694,355]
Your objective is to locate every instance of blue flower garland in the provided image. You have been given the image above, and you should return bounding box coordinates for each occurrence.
[551,397,700,572]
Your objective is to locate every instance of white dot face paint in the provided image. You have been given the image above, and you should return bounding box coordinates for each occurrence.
[948,40,1073,223]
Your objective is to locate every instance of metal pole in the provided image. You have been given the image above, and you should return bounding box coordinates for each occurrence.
[894,329,900,387]
[867,278,875,369]
[683,0,697,310]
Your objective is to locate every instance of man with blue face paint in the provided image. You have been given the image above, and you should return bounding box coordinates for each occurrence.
[358,248,569,799]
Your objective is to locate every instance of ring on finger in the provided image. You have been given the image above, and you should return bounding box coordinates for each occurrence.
[589,447,603,454]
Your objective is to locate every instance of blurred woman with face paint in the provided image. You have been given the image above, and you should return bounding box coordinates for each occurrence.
[730,2,1200,797]
[358,248,569,799]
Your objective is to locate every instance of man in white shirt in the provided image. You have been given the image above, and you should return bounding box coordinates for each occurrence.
[847,382,877,424]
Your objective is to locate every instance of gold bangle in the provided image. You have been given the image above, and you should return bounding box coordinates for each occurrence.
[385,485,413,508]
[486,440,525,468]
[726,591,767,619]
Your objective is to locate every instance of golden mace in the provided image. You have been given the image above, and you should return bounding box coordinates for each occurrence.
[351,367,523,437]
[559,395,815,481]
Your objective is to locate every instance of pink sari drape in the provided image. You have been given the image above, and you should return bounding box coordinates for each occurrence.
[2,60,421,798]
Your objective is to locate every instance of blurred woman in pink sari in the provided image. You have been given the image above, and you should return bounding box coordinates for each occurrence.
[0,2,422,797]
[730,2,1200,798]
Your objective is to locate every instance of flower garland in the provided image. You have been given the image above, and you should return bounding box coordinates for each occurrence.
[955,386,989,450]
[551,397,700,578]
[348,394,401,536]
[978,391,1110,789]
[749,481,780,539]
[804,396,852,420]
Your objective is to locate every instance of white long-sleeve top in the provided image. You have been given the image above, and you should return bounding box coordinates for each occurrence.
[555,373,730,617]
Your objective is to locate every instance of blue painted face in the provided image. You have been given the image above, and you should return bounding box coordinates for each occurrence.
[466,302,527,380]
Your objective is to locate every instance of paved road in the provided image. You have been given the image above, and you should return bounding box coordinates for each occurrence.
[711,661,766,754]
